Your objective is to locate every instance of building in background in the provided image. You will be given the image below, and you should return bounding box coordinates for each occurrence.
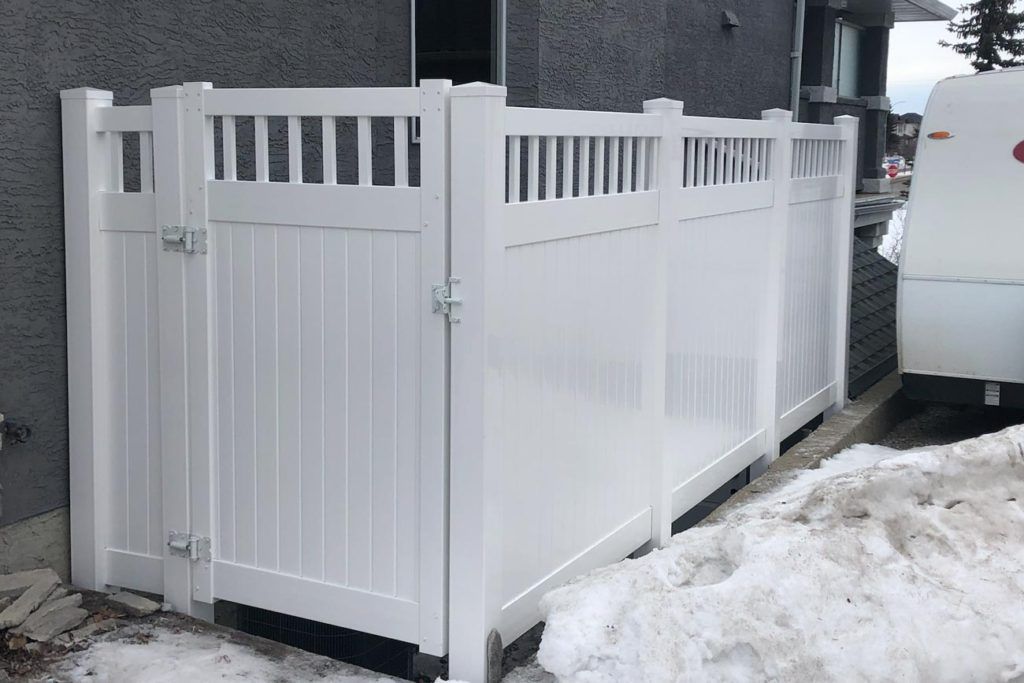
[892,112,922,138]
[799,0,954,247]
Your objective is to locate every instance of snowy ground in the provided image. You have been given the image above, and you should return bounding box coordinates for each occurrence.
[532,425,1024,682]
[26,614,401,683]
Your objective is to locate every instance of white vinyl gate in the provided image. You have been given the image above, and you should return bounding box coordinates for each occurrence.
[62,81,856,681]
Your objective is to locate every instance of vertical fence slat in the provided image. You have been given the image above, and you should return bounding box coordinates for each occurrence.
[743,138,753,182]
[637,137,647,191]
[683,138,694,187]
[509,135,521,203]
[725,138,735,184]
[580,136,590,197]
[139,131,154,191]
[394,116,409,187]
[562,136,574,198]
[358,116,372,186]
[255,115,269,182]
[623,137,633,192]
[545,135,557,199]
[609,136,619,194]
[322,116,336,185]
[752,137,762,182]
[527,135,539,201]
[110,131,124,192]
[288,115,302,183]
[221,117,236,182]
[696,138,707,186]
[595,137,606,195]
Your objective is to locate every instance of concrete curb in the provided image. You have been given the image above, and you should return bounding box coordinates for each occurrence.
[704,372,914,524]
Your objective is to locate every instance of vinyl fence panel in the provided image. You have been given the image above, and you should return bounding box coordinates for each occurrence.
[64,80,857,682]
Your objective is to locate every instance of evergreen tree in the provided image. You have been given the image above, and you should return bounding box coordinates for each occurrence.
[939,1,1024,71]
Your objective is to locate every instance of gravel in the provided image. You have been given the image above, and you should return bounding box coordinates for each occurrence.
[877,402,1024,450]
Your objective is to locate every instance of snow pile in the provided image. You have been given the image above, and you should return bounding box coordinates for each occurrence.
[58,628,395,682]
[537,426,1024,682]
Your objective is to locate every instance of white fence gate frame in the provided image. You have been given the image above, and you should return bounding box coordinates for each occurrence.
[63,81,856,681]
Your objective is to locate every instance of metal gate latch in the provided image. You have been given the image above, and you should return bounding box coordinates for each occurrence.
[167,531,211,561]
[432,277,463,323]
[161,225,207,254]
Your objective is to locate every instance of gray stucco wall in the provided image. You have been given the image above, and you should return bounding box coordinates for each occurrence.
[1,0,795,529]
[0,0,411,526]
[509,0,793,116]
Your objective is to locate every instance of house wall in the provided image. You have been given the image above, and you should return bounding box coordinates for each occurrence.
[510,0,793,117]
[0,0,412,529]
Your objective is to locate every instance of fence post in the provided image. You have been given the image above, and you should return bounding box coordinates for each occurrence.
[150,83,213,620]
[181,81,216,609]
[758,108,794,465]
[417,78,452,657]
[61,88,115,591]
[448,82,507,683]
[831,115,859,412]
[642,98,682,548]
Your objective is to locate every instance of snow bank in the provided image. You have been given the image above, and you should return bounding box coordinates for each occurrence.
[57,628,395,682]
[537,427,1024,682]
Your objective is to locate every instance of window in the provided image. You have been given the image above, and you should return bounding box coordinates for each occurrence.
[412,0,506,86]
[832,20,862,98]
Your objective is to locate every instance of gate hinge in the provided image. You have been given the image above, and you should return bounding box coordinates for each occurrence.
[161,224,207,254]
[167,531,211,561]
[432,277,462,323]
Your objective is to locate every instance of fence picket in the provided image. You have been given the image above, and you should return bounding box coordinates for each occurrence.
[394,117,409,187]
[288,115,302,183]
[562,136,574,198]
[322,116,336,184]
[255,115,269,182]
[545,135,557,199]
[357,116,372,185]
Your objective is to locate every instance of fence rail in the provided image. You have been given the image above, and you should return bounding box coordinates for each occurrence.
[63,81,856,683]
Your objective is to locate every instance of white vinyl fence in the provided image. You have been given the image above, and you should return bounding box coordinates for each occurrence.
[62,81,856,681]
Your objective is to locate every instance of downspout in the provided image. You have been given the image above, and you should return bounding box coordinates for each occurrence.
[790,0,806,121]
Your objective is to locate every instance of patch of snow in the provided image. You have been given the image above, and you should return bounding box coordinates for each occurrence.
[55,628,395,682]
[537,427,1024,682]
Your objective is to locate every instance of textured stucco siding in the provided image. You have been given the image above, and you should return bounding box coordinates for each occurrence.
[0,0,411,527]
[509,0,793,115]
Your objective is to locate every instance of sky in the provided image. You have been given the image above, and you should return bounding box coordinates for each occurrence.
[887,11,974,114]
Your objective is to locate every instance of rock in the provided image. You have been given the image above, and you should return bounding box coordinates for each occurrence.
[67,618,119,641]
[108,591,160,617]
[48,586,69,601]
[17,606,88,642]
[12,593,83,635]
[0,574,59,629]
[0,597,11,612]
[0,568,60,602]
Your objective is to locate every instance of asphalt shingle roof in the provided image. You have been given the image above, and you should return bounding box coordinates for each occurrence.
[848,237,898,397]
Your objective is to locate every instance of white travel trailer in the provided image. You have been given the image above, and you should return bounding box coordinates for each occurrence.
[899,67,1024,407]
